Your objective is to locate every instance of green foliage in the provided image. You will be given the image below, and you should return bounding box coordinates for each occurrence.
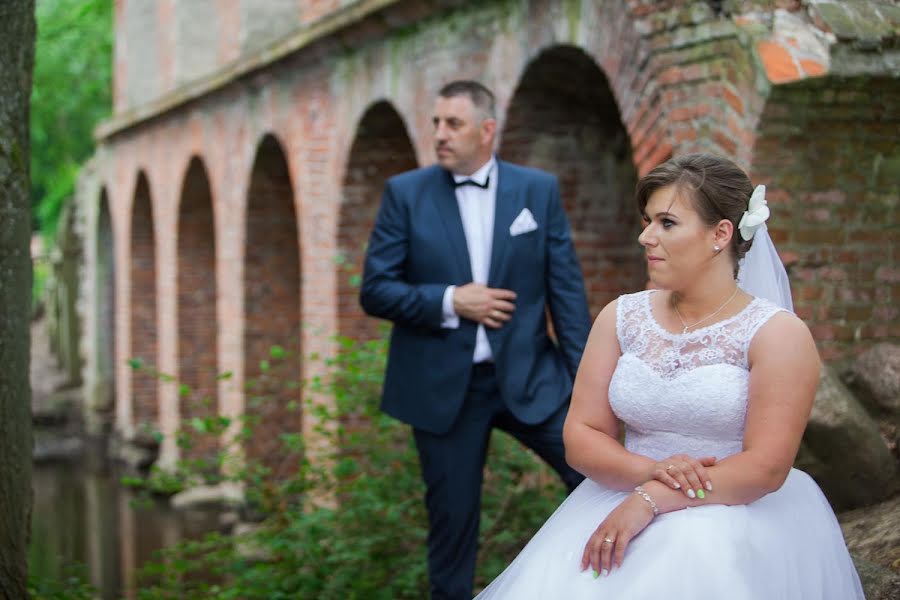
[32,257,50,315]
[131,337,568,598]
[31,0,112,239]
[28,563,98,600]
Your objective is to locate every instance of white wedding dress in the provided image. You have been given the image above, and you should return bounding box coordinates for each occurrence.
[475,290,864,599]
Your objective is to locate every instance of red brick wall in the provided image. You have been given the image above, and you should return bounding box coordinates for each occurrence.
[243,136,302,479]
[499,46,644,317]
[338,102,418,341]
[177,158,218,460]
[751,76,900,359]
[130,173,157,430]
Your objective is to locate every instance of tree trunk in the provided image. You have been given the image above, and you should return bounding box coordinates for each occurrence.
[0,1,36,597]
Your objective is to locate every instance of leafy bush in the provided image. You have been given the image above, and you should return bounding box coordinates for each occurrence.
[132,335,567,598]
[28,564,98,600]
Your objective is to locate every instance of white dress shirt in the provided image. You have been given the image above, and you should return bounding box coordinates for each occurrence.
[441,156,497,363]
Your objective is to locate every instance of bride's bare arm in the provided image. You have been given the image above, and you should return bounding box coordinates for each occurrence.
[563,300,658,489]
[642,311,820,513]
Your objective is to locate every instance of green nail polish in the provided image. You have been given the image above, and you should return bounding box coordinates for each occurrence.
[593,569,599,579]
[697,489,706,499]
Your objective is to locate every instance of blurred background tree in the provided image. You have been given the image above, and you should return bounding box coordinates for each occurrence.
[31,0,112,241]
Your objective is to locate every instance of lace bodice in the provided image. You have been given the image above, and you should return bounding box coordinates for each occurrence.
[609,290,786,461]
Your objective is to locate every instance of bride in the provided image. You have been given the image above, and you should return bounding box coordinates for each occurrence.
[475,154,864,599]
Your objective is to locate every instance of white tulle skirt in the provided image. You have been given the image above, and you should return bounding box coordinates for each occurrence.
[475,469,864,599]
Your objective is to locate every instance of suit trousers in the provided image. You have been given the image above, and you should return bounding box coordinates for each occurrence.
[413,362,584,600]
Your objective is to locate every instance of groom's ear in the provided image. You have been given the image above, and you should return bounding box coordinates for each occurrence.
[480,117,497,144]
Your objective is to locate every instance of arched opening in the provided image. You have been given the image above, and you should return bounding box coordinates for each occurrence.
[500,46,643,315]
[130,172,158,436]
[176,157,218,461]
[243,135,301,479]
[96,189,116,417]
[338,101,418,342]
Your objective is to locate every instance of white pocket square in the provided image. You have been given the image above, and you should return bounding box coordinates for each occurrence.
[509,208,538,236]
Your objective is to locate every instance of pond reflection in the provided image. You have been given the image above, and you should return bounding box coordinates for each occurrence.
[30,451,221,599]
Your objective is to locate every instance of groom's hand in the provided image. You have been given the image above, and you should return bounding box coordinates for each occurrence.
[453,283,517,329]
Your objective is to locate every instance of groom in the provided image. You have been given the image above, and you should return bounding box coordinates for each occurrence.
[360,80,591,600]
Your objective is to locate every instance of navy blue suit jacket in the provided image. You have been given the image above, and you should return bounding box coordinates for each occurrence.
[360,160,591,435]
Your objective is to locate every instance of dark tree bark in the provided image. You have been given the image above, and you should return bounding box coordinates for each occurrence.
[0,1,36,597]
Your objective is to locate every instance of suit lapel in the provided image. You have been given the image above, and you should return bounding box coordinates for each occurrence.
[433,169,473,282]
[488,160,521,285]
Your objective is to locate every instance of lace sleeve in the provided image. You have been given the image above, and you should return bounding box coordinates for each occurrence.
[742,301,791,359]
[615,291,652,356]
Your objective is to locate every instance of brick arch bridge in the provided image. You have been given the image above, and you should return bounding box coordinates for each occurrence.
[75,0,898,467]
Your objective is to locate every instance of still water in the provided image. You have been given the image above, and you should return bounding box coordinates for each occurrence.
[30,452,220,599]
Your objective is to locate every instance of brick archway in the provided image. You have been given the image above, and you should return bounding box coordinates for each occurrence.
[243,134,302,479]
[130,172,158,434]
[500,45,644,316]
[96,188,116,414]
[338,100,418,342]
[176,157,218,461]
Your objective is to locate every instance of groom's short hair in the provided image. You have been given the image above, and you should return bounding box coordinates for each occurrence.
[438,80,496,120]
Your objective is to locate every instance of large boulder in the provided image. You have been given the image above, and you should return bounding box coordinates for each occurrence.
[840,494,900,571]
[842,343,900,418]
[842,343,900,462]
[799,366,900,511]
[852,556,900,600]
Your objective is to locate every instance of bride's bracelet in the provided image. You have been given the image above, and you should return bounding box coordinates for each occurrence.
[634,485,659,516]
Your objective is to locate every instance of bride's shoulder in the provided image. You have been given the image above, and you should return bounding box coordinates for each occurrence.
[614,288,656,310]
[747,302,816,357]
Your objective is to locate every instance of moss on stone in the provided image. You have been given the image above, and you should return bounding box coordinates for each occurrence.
[815,2,861,40]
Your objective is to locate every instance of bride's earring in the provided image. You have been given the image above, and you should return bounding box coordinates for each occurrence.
[713,245,721,252]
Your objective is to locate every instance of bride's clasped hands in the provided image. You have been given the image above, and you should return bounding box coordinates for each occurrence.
[580,454,716,577]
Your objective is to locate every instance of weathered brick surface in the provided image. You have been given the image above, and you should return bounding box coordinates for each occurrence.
[338,101,418,342]
[750,76,900,360]
[83,1,898,465]
[130,173,157,431]
[499,45,644,316]
[243,135,303,478]
[176,158,219,460]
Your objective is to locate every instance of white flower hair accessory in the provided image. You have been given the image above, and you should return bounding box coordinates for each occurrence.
[738,184,770,241]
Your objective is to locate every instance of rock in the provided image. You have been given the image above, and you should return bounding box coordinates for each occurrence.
[171,484,241,510]
[800,366,900,510]
[113,440,157,473]
[851,556,900,600]
[842,343,900,418]
[32,436,84,463]
[840,494,900,570]
[170,481,243,510]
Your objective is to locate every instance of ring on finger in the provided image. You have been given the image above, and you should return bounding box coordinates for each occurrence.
[602,536,614,544]
[666,464,675,472]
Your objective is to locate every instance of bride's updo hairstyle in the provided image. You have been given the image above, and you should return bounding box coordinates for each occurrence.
[635,153,754,277]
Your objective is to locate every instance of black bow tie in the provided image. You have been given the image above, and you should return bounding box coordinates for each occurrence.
[454,175,490,189]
